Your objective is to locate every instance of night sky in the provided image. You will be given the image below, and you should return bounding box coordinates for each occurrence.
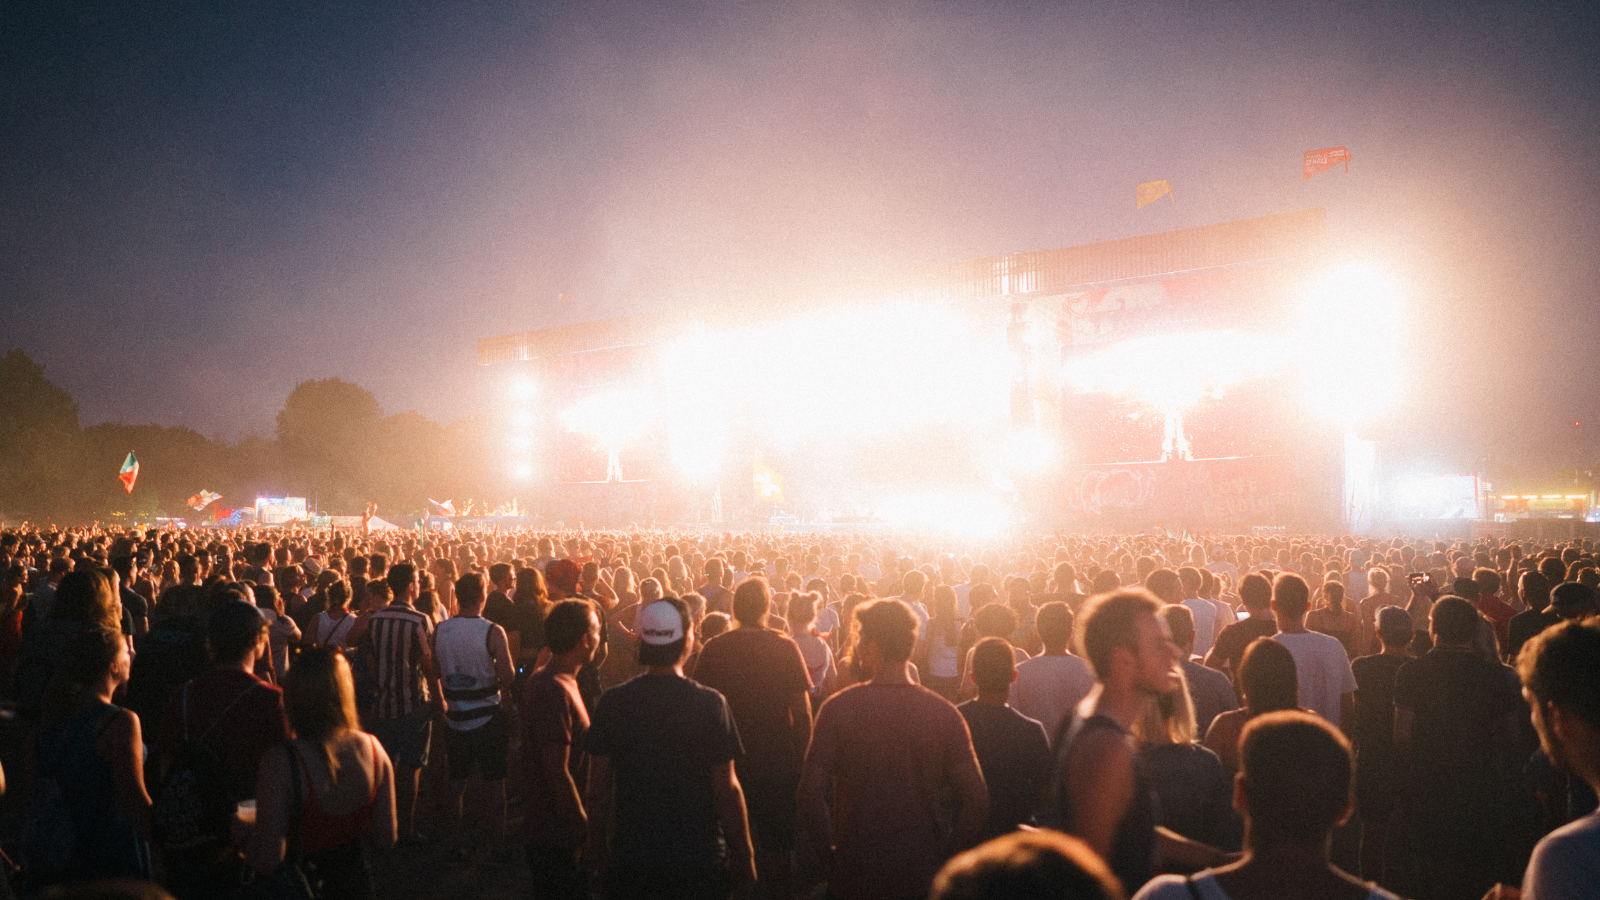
[3,0,1597,474]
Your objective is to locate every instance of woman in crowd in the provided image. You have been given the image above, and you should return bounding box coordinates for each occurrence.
[1203,638,1302,775]
[1134,668,1243,859]
[1307,580,1359,658]
[312,580,358,649]
[256,583,302,679]
[787,590,838,706]
[246,647,397,899]
[27,624,152,891]
[924,585,962,700]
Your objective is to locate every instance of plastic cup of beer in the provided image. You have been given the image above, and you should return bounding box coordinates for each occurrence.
[237,799,257,826]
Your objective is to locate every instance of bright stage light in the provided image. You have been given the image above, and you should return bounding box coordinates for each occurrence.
[1057,330,1282,411]
[1296,264,1404,427]
[1004,427,1055,474]
[508,373,538,402]
[508,434,533,452]
[511,462,534,480]
[877,490,1012,538]
[560,389,652,448]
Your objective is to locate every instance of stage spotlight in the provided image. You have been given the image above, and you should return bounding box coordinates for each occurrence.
[1004,427,1055,474]
[508,373,538,401]
[508,434,533,452]
[1297,263,1403,427]
[877,491,1011,538]
[560,389,651,447]
[511,462,534,480]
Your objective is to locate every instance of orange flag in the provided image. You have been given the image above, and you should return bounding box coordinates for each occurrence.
[1136,180,1174,209]
[1303,146,1352,179]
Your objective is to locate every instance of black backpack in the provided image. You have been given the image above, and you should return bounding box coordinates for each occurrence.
[151,683,253,852]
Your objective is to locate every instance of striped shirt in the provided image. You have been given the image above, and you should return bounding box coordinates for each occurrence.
[364,601,434,719]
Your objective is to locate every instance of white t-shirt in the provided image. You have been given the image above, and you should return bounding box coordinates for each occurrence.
[1523,809,1600,900]
[1134,872,1401,900]
[1010,653,1096,747]
[1274,630,1357,728]
[1184,597,1218,659]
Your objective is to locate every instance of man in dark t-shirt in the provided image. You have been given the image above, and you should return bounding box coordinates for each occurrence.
[585,597,754,900]
[1204,573,1276,686]
[1350,606,1412,881]
[1393,597,1521,900]
[958,638,1051,840]
[521,599,600,900]
[691,578,812,900]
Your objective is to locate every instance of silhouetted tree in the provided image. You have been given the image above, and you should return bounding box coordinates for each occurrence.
[0,350,84,521]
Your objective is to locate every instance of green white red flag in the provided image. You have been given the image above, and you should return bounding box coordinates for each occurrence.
[118,452,139,494]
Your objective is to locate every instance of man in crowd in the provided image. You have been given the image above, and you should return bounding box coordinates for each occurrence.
[1010,601,1095,747]
[1506,570,1557,661]
[1393,596,1522,900]
[699,558,733,614]
[1204,572,1278,686]
[958,637,1051,840]
[1350,606,1413,881]
[155,598,290,900]
[799,598,989,900]
[435,571,516,861]
[1159,603,1237,736]
[1509,618,1600,899]
[362,562,438,844]
[692,577,813,900]
[585,597,755,899]
[1271,573,1356,730]
[1145,568,1214,663]
[521,599,601,900]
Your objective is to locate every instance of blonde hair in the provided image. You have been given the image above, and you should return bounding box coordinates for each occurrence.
[283,647,360,782]
[1132,667,1198,746]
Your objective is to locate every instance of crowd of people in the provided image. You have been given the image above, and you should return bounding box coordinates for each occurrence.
[0,524,1596,900]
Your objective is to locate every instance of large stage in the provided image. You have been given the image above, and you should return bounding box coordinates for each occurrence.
[480,209,1354,531]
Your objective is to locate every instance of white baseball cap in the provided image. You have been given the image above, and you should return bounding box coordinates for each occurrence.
[637,600,685,645]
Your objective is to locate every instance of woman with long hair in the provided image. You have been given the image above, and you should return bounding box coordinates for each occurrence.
[246,647,397,899]
[1134,669,1243,855]
[27,624,152,890]
[924,585,962,700]
[312,580,357,649]
[1202,638,1302,775]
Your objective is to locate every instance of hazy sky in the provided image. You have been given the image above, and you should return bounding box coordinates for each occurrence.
[3,0,1597,472]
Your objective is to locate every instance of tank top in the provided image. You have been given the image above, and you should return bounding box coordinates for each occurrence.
[289,736,379,853]
[1051,713,1157,892]
[434,616,500,730]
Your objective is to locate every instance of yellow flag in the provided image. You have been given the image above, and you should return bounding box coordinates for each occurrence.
[1136,180,1174,209]
[753,455,785,505]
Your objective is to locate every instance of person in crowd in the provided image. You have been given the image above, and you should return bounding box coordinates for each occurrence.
[1132,711,1401,900]
[1505,570,1557,661]
[958,636,1052,840]
[1392,596,1522,900]
[1348,606,1412,882]
[1473,568,1516,655]
[1270,574,1356,731]
[1306,581,1359,659]
[110,553,149,636]
[1159,604,1238,737]
[16,568,122,720]
[692,577,812,900]
[584,596,755,900]
[799,598,989,900]
[1132,665,1242,857]
[1146,569,1214,663]
[924,584,964,700]
[154,598,290,900]
[930,830,1124,900]
[1547,579,1597,622]
[1203,638,1301,776]
[1179,566,1232,654]
[1355,568,1396,658]
[27,625,152,891]
[312,578,358,649]
[1497,618,1600,899]
[787,590,838,705]
[520,599,601,900]
[255,584,301,679]
[1204,573,1277,686]
[435,571,516,861]
[244,647,398,899]
[359,563,436,845]
[698,558,733,614]
[1011,601,1096,748]
[1048,589,1230,895]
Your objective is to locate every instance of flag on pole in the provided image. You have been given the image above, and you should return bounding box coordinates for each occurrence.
[1136,180,1174,209]
[186,490,222,511]
[429,498,458,517]
[753,454,785,505]
[118,452,139,494]
[1303,146,1352,179]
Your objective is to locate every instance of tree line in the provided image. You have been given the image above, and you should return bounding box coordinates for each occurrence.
[0,349,503,524]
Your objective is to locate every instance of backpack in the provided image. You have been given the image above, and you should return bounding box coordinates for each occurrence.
[151,683,253,852]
